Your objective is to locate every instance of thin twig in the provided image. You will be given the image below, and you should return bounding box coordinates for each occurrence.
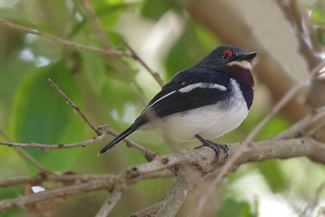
[123,39,165,87]
[84,0,112,51]
[245,83,307,143]
[15,149,50,172]
[0,172,109,188]
[0,134,105,150]
[0,129,49,172]
[48,78,101,135]
[300,182,325,217]
[95,190,124,217]
[0,129,11,141]
[273,106,325,140]
[0,18,132,57]
[0,126,155,158]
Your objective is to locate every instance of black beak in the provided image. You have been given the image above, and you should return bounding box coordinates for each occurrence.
[238,52,257,62]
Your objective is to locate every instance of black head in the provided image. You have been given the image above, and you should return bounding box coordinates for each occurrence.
[198,45,257,89]
[198,45,257,67]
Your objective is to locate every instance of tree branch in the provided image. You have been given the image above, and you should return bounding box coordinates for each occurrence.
[95,190,124,217]
[1,137,322,212]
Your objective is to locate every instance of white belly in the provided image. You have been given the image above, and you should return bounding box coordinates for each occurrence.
[161,101,248,142]
[160,79,249,142]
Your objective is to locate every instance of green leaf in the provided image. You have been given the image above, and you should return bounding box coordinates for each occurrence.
[257,160,288,193]
[11,62,85,171]
[0,8,34,27]
[217,198,256,217]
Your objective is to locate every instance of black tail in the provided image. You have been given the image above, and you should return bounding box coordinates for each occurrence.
[98,125,135,155]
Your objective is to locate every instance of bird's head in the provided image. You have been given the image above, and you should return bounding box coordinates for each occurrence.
[199,45,256,68]
[199,45,257,88]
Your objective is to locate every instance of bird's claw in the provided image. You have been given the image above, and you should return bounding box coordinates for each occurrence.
[194,135,229,162]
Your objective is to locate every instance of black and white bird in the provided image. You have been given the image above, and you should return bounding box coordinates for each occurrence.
[99,45,257,157]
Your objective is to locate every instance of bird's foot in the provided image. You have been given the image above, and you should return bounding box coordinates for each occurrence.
[195,134,229,161]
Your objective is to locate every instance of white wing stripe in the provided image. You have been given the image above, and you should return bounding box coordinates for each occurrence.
[144,82,226,113]
[143,90,176,113]
[178,82,227,93]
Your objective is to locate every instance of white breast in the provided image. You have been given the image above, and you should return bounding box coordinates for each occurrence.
[160,79,249,142]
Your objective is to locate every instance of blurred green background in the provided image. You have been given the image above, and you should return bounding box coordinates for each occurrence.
[0,0,325,216]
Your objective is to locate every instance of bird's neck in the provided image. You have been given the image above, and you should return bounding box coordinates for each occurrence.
[224,65,254,88]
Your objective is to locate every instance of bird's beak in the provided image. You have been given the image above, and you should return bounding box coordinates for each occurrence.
[238,52,257,62]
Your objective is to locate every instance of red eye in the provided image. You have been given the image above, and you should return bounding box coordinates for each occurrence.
[223,50,232,57]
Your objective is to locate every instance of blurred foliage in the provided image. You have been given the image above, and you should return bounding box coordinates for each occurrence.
[217,198,256,217]
[0,0,324,217]
[141,0,182,20]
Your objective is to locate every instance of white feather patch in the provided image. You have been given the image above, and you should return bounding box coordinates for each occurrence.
[144,90,176,112]
[227,61,252,70]
[178,82,227,93]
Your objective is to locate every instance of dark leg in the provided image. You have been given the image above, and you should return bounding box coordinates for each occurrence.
[195,134,229,160]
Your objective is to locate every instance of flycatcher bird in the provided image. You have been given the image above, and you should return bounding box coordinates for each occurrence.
[99,45,257,157]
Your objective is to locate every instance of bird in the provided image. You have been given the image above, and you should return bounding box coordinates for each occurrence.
[99,45,257,158]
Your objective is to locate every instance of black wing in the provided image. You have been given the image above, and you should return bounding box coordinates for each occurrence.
[133,67,231,127]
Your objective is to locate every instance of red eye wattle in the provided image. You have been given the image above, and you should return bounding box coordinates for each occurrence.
[223,50,232,57]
